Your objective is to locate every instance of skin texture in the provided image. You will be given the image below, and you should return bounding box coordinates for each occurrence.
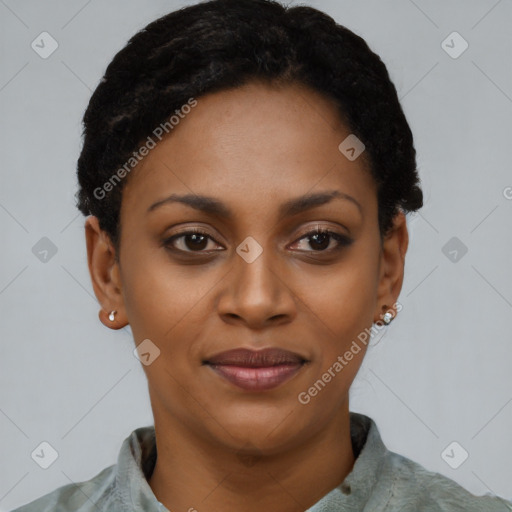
[85,81,409,512]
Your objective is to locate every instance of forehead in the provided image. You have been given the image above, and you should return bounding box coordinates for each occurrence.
[120,81,376,222]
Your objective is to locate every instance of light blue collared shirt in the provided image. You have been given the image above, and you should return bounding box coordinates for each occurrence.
[11,412,512,511]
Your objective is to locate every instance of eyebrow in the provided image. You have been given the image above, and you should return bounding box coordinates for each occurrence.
[147,190,362,218]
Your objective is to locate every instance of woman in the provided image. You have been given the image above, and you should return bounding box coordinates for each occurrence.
[12,0,511,510]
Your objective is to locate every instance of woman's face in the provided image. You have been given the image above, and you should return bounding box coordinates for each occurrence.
[87,81,407,455]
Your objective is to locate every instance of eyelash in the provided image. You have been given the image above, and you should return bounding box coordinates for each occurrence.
[163,227,353,255]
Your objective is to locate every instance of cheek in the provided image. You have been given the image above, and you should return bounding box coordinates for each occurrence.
[120,258,207,391]
[304,251,378,328]
[300,273,375,409]
[300,249,378,367]
[120,250,179,340]
[331,269,377,326]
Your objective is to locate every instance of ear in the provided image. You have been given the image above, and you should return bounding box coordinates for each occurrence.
[84,216,127,330]
[373,210,409,324]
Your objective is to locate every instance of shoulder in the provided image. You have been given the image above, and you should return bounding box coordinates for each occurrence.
[10,464,117,512]
[10,425,158,512]
[379,450,512,511]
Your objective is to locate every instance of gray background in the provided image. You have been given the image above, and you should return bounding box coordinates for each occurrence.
[1,0,511,509]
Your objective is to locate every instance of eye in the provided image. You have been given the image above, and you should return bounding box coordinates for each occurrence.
[163,228,223,253]
[163,226,353,255]
[291,228,353,253]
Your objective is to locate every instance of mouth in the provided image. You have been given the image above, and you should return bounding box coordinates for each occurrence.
[202,347,309,392]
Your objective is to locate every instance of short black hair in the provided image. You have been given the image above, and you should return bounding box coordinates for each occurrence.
[76,0,423,256]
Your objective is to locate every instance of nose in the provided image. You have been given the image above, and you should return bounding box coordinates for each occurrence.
[216,243,296,329]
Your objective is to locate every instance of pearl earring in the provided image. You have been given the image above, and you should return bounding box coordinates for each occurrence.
[382,311,394,325]
[108,310,117,322]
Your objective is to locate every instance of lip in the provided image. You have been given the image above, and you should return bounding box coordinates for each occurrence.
[203,347,309,392]
[204,347,307,366]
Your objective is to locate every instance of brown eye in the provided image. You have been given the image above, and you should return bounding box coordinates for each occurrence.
[293,229,353,253]
[164,229,223,253]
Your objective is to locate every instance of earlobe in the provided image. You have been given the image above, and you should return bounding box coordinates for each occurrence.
[84,216,127,329]
[373,211,409,324]
[98,308,126,330]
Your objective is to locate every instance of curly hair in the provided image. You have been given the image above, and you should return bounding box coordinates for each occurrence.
[76,0,423,256]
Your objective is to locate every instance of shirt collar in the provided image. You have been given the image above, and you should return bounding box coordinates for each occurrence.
[114,412,386,511]
[308,412,387,510]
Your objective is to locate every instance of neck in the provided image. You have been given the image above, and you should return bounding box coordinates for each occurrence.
[148,402,355,512]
